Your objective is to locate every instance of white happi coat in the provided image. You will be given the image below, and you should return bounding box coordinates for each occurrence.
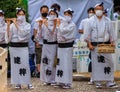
[0,22,8,45]
[9,22,31,84]
[40,18,57,83]
[55,20,76,85]
[84,15,116,81]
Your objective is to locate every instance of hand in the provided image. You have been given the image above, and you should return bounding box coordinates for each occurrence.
[88,44,95,50]
[62,36,66,41]
[43,19,48,27]
[36,42,40,47]
[54,19,57,27]
[11,18,19,30]
[38,20,43,28]
[111,42,115,47]
[57,19,60,27]
[6,18,11,26]
[11,18,17,24]
[79,30,84,34]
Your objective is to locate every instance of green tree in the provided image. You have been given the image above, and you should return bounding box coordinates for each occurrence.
[0,0,28,20]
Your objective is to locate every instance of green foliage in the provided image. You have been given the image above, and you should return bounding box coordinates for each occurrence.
[0,0,28,20]
[118,16,120,20]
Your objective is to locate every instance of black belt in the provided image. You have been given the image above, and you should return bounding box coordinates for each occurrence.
[58,41,74,48]
[0,44,8,48]
[43,39,57,45]
[91,41,110,46]
[9,42,28,47]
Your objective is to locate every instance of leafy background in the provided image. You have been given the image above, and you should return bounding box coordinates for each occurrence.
[0,0,28,20]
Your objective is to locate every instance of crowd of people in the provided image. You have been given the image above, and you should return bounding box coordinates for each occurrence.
[0,2,119,90]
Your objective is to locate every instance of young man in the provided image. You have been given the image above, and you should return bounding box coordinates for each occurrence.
[84,2,118,89]
[78,7,95,39]
[78,7,95,85]
[34,5,49,77]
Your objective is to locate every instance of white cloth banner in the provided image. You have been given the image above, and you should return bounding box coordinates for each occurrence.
[28,0,113,53]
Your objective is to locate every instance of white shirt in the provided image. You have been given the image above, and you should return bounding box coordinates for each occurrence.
[78,18,89,41]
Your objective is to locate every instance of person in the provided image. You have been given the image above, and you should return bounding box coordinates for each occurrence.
[79,7,95,38]
[113,6,120,21]
[0,10,11,78]
[51,3,64,23]
[103,8,109,17]
[55,8,76,89]
[0,10,9,48]
[79,7,95,85]
[34,5,49,78]
[84,2,118,89]
[51,3,61,13]
[35,5,49,21]
[9,7,33,89]
[39,8,58,85]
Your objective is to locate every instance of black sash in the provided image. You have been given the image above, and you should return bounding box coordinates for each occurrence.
[91,41,110,46]
[0,44,8,48]
[9,42,28,47]
[58,41,74,48]
[43,39,57,45]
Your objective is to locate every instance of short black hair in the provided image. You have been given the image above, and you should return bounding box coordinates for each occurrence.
[51,3,61,11]
[49,9,58,17]
[16,8,26,14]
[40,5,49,11]
[64,11,73,16]
[0,13,4,15]
[87,7,94,13]
[114,6,120,12]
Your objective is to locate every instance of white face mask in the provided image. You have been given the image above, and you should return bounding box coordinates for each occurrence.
[17,16,26,23]
[49,15,56,20]
[64,16,72,22]
[88,13,94,18]
[95,10,103,17]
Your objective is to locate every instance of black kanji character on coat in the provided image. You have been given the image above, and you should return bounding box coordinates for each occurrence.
[98,55,105,63]
[104,67,111,74]
[19,68,27,76]
[14,57,21,64]
[57,70,63,77]
[42,57,48,64]
[46,69,52,76]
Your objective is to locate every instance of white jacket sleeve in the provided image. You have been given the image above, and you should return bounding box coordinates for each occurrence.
[108,21,117,42]
[84,20,92,42]
[4,24,9,43]
[5,30,9,43]
[9,23,14,42]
